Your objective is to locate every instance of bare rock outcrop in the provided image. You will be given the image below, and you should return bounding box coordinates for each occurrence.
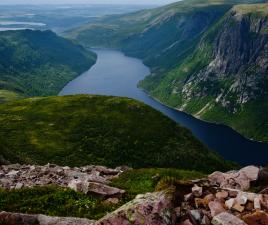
[96,188,176,225]
[0,164,126,198]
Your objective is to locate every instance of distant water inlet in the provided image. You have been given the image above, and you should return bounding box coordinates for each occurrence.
[59,49,268,166]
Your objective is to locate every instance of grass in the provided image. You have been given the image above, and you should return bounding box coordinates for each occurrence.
[0,89,23,103]
[111,168,204,200]
[0,94,234,172]
[0,186,120,220]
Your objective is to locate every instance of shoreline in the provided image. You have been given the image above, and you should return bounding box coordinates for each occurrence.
[138,83,268,146]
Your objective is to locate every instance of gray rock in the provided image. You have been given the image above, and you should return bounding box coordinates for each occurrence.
[37,214,95,225]
[0,212,95,225]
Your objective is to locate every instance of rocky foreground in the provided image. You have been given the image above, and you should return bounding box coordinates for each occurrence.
[0,164,267,225]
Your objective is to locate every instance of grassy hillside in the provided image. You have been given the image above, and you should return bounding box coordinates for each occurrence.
[0,95,234,172]
[0,30,96,103]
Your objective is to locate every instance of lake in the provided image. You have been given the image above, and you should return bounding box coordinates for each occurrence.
[60,49,268,166]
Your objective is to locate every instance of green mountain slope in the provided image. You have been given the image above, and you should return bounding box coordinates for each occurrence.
[0,30,96,103]
[67,0,268,142]
[67,0,234,70]
[140,4,268,142]
[0,95,233,172]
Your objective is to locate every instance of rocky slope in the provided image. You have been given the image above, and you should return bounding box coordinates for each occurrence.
[0,165,267,225]
[0,30,96,103]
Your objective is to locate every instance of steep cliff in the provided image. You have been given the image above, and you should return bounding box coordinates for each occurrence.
[141,4,268,142]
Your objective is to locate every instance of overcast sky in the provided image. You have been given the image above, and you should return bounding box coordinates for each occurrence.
[0,0,178,5]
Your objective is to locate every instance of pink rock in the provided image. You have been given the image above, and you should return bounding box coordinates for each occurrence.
[192,185,202,197]
[236,192,248,205]
[240,166,259,181]
[209,200,226,217]
[225,198,235,209]
[212,212,247,225]
[216,191,228,199]
[96,189,176,225]
[208,166,261,191]
[254,197,262,209]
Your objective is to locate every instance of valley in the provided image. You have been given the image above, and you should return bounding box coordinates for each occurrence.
[60,49,268,165]
[0,1,267,224]
[68,0,268,143]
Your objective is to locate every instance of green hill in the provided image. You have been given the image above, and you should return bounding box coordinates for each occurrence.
[0,95,233,172]
[0,30,96,103]
[67,0,268,142]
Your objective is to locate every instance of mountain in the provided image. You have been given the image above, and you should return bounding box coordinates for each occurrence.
[66,0,268,142]
[0,29,96,103]
[141,4,268,142]
[0,94,234,172]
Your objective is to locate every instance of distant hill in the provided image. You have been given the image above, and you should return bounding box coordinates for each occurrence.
[0,30,96,103]
[66,0,268,142]
[0,95,234,172]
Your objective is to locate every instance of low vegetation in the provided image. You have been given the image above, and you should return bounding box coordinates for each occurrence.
[0,168,204,219]
[0,186,119,220]
[111,168,204,200]
[0,95,234,172]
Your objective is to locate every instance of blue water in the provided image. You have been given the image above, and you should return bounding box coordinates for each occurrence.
[59,49,268,165]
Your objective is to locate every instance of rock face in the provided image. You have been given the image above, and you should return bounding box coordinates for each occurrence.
[0,164,125,198]
[138,4,268,142]
[96,189,176,225]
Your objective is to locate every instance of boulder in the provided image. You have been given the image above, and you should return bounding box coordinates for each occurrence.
[242,211,268,225]
[253,197,262,209]
[0,212,95,225]
[37,214,95,225]
[208,166,261,191]
[0,211,38,225]
[86,182,125,198]
[96,189,175,225]
[232,203,244,213]
[216,191,228,199]
[212,212,247,225]
[208,200,226,217]
[192,185,202,197]
[225,198,235,209]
